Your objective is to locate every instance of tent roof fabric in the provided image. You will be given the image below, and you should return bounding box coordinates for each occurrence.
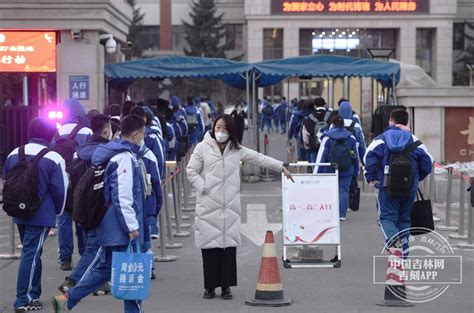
[253,55,400,87]
[105,55,400,88]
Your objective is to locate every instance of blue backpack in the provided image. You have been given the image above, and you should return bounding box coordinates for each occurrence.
[328,138,354,171]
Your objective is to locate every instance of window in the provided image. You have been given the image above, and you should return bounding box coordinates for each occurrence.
[299,28,397,58]
[263,28,283,60]
[225,24,243,50]
[139,26,160,50]
[453,23,465,50]
[172,26,188,52]
[416,28,435,77]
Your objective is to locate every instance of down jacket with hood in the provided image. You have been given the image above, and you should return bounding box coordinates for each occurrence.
[186,132,284,249]
[53,99,92,146]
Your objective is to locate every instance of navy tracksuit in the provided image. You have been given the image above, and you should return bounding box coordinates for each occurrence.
[66,139,147,313]
[3,139,68,309]
[364,126,433,250]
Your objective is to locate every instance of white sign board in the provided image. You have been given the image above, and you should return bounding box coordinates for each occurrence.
[282,173,340,245]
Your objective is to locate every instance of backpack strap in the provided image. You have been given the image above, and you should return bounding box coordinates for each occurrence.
[18,145,26,162]
[349,121,356,131]
[404,140,422,155]
[68,124,84,140]
[31,148,50,164]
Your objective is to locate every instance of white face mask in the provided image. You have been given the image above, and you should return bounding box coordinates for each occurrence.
[138,139,145,148]
[107,129,113,141]
[215,131,229,143]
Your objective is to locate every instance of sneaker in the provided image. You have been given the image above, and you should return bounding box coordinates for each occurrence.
[60,259,73,271]
[51,294,68,313]
[150,234,159,240]
[221,287,233,300]
[203,288,216,299]
[58,277,75,293]
[93,282,111,296]
[15,300,43,312]
[339,217,346,221]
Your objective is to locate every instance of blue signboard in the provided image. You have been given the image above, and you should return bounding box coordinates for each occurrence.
[69,75,89,100]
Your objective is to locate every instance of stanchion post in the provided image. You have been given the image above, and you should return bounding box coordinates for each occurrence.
[429,169,435,201]
[450,173,467,240]
[458,177,474,249]
[437,167,458,231]
[171,170,190,237]
[261,134,274,182]
[162,182,183,249]
[0,217,20,260]
[155,211,177,262]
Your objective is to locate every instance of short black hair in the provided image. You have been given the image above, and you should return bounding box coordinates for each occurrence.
[338,98,349,106]
[186,96,194,105]
[107,104,121,117]
[28,117,57,142]
[130,106,146,120]
[390,109,409,126]
[87,109,100,122]
[211,114,241,150]
[122,100,137,117]
[110,118,120,136]
[120,115,145,137]
[313,97,326,107]
[90,114,111,134]
[331,115,345,128]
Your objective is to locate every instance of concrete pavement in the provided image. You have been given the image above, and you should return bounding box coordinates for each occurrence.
[0,130,473,313]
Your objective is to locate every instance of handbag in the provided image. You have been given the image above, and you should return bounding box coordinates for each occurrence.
[349,186,361,211]
[410,189,435,236]
[111,241,153,300]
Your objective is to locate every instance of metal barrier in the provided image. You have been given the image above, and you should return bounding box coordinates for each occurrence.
[437,167,458,232]
[260,134,274,182]
[0,217,20,260]
[450,172,468,240]
[458,177,474,249]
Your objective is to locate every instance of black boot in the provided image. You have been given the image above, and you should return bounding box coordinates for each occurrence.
[221,287,233,300]
[203,288,216,299]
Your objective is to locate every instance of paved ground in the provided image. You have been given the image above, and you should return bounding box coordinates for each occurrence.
[0,130,473,313]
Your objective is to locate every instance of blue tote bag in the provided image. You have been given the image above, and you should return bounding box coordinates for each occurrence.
[111,241,153,300]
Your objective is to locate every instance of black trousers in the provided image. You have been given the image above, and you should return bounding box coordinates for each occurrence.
[201,247,237,290]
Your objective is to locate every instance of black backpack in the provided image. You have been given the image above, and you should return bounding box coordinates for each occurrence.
[53,124,83,164]
[307,111,330,152]
[72,164,108,229]
[263,105,273,116]
[387,140,422,197]
[328,138,355,171]
[64,158,88,213]
[2,146,50,219]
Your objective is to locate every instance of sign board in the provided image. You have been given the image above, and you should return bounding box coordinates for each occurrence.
[69,75,89,100]
[445,108,474,162]
[271,0,429,14]
[0,31,56,72]
[282,173,340,245]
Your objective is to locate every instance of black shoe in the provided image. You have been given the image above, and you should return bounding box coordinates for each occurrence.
[221,287,233,300]
[58,276,75,293]
[60,258,73,271]
[15,299,43,312]
[151,271,156,280]
[93,282,111,296]
[203,289,216,299]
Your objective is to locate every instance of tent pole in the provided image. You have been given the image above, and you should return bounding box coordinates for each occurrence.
[252,71,260,152]
[392,73,397,106]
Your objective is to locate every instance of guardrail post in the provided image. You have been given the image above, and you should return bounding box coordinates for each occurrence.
[458,177,474,249]
[171,170,190,237]
[0,217,20,260]
[162,182,182,250]
[429,169,441,222]
[437,167,458,231]
[450,173,468,240]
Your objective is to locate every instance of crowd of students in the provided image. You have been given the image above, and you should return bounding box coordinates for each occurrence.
[2,93,434,312]
[2,95,219,313]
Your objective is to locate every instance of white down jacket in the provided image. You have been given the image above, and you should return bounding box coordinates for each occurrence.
[186,132,283,249]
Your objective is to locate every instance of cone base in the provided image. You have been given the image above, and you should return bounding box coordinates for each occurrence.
[376,300,414,307]
[245,298,293,307]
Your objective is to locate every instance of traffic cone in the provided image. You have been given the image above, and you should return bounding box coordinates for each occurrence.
[376,247,414,307]
[246,231,293,307]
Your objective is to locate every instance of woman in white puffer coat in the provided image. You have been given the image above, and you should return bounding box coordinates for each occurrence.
[186,114,294,300]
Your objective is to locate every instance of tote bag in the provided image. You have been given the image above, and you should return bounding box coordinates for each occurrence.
[111,241,153,300]
[410,189,435,236]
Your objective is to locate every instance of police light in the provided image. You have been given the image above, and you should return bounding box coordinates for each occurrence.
[47,110,63,120]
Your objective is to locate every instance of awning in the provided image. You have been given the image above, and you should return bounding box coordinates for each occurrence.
[252,55,401,87]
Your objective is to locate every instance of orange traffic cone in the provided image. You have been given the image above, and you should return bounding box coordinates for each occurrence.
[376,247,414,307]
[246,231,292,307]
